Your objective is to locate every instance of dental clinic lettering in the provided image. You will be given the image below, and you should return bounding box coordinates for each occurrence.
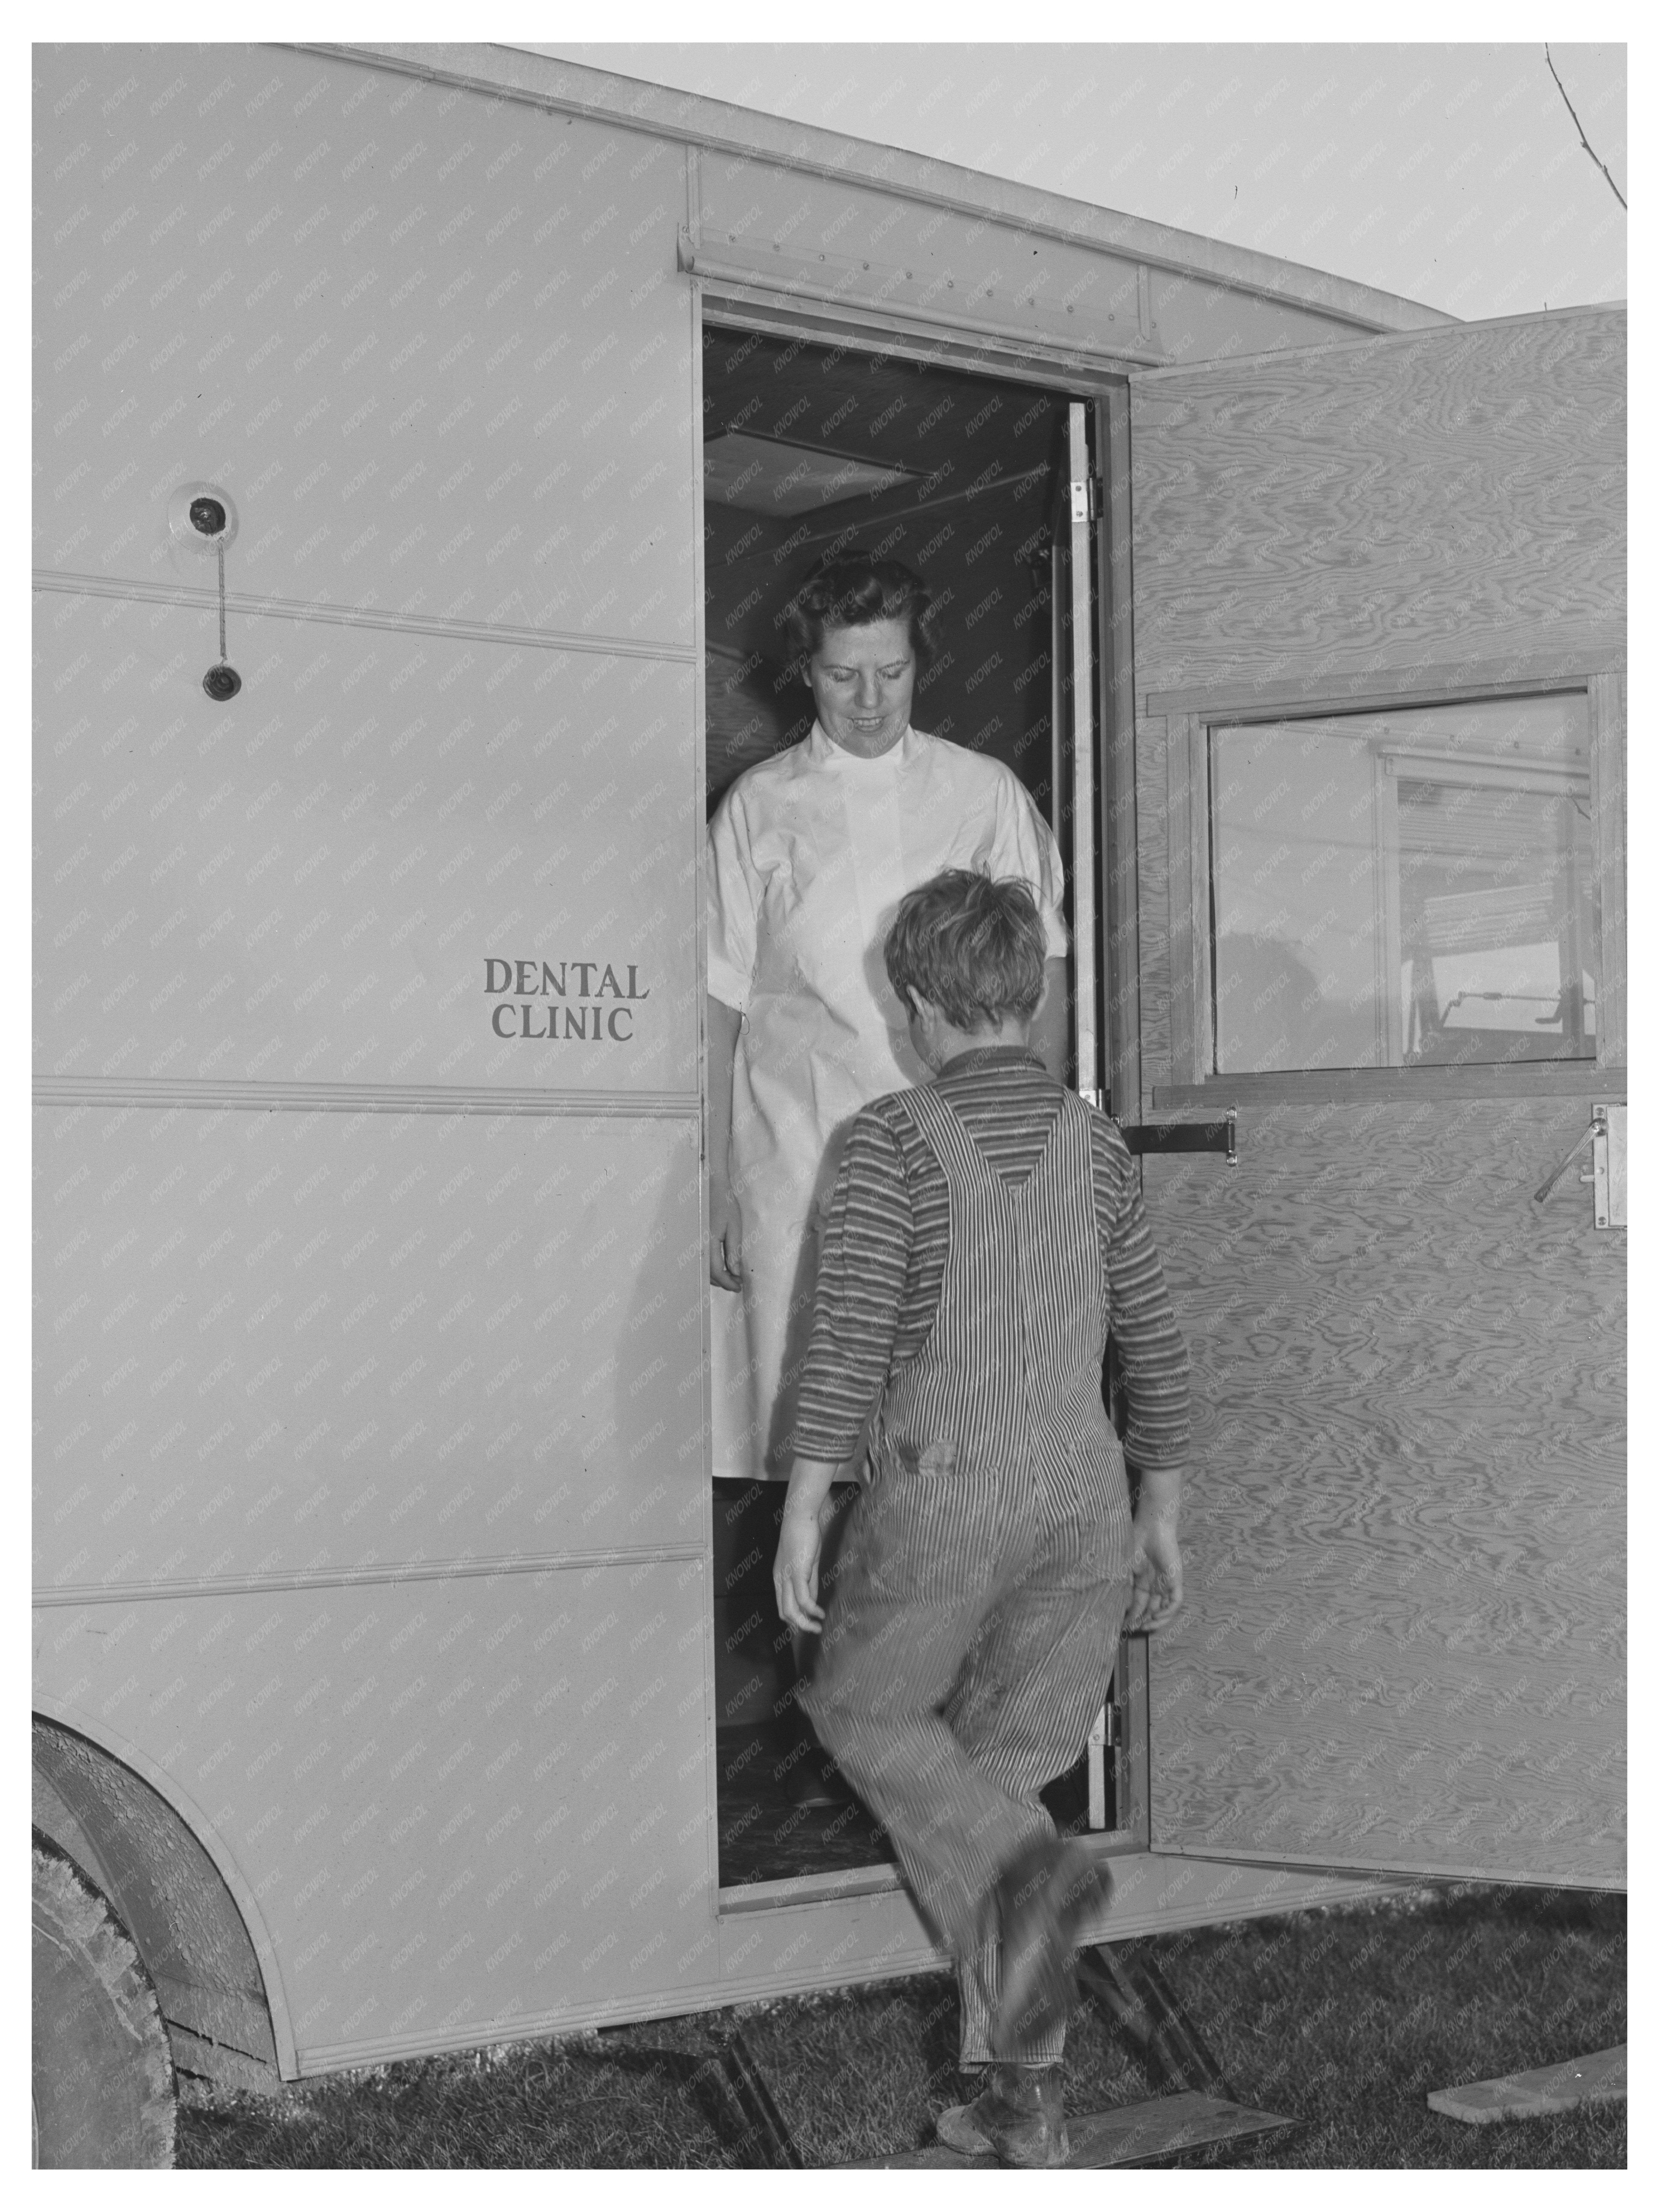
[483,958,649,1041]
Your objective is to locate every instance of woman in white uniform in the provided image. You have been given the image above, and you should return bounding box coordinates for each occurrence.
[706,554,1070,1486]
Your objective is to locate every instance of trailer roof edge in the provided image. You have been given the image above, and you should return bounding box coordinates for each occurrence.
[1129,298,1628,382]
[305,41,1457,339]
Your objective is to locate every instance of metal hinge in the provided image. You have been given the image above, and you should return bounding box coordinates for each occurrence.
[1070,475,1105,523]
[1088,1698,1121,1753]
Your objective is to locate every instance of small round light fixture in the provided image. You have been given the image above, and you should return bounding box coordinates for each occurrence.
[202,664,242,703]
[189,495,228,538]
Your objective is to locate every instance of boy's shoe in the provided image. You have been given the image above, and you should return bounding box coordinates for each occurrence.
[936,2063,1069,2167]
[779,1751,850,1810]
[771,1726,853,1810]
[989,1840,1113,2057]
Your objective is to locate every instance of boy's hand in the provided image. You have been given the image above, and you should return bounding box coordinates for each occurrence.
[774,1506,826,1634]
[1125,1516,1183,1632]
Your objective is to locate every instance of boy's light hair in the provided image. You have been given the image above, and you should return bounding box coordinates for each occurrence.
[884,869,1048,1031]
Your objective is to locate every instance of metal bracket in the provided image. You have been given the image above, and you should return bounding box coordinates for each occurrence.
[1077,1943,1239,2102]
[1085,1697,1122,1829]
[1590,1101,1626,1228]
[1534,1103,1625,1223]
[598,2022,804,2168]
[1118,1111,1237,1165]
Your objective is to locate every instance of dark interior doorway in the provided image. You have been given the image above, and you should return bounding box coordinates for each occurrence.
[702,321,1116,1890]
[702,324,1070,818]
[714,1477,1106,1889]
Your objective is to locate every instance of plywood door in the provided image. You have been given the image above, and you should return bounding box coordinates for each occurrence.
[1126,309,1626,1886]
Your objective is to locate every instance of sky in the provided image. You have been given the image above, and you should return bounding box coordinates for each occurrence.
[515,39,1627,323]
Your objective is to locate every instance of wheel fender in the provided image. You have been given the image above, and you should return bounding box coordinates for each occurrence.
[32,1704,296,2083]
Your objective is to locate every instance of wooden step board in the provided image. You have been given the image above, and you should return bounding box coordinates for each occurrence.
[843,2089,1292,2169]
[1428,2045,1627,2125]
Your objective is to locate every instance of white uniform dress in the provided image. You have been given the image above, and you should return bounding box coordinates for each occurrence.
[706,720,1067,1481]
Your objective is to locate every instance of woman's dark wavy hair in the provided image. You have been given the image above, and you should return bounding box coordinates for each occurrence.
[884,869,1049,1031]
[780,552,934,677]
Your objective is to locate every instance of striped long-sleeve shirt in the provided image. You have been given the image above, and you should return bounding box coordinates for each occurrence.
[792,1046,1191,1469]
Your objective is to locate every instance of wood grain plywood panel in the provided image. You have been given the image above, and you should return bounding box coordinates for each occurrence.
[34,1566,712,2066]
[34,1108,702,1586]
[1140,1095,1625,1884]
[34,595,695,1093]
[35,47,693,644]
[1131,312,1626,703]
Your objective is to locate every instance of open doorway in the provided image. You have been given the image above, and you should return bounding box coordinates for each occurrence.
[701,321,1122,1889]
[703,325,1071,824]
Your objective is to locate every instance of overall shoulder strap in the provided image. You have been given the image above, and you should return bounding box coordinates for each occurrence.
[895,1084,991,1191]
[1021,1087,1097,1201]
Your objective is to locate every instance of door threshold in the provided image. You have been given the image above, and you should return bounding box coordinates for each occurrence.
[717,1830,1138,1915]
[717,1863,906,1914]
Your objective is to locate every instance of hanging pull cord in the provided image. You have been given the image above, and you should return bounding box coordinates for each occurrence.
[1532,1121,1597,1206]
[200,535,241,701]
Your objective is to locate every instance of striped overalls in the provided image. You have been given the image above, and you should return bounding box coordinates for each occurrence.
[802,1083,1133,2064]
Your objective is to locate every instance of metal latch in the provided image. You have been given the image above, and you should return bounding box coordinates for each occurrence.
[1085,1699,1120,1831]
[1590,1102,1626,1228]
[1533,1103,1626,1225]
[1117,1110,1238,1165]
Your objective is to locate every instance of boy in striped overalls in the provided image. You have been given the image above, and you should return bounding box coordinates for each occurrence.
[775,869,1189,2168]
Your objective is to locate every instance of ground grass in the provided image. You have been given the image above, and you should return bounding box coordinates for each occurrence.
[177,1881,1625,2168]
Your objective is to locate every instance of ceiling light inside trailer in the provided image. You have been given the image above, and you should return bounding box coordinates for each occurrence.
[703,430,920,515]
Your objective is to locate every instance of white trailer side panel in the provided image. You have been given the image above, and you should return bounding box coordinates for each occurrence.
[36,39,717,2061]
[39,46,696,648]
[34,1105,702,1584]
[36,1566,713,2073]
[35,595,696,1095]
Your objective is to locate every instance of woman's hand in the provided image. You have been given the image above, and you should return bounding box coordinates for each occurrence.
[709,1179,744,1291]
[706,994,744,1290]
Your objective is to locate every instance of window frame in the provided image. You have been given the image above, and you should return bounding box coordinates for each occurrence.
[1154,658,1626,1109]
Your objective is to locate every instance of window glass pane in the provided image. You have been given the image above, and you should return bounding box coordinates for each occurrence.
[1210,695,1593,1074]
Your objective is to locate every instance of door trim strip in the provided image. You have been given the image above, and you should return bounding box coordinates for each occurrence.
[32,1077,701,1120]
[1143,654,1622,723]
[681,238,1166,370]
[33,1543,707,1610]
[1153,1066,1626,1110]
[32,568,698,667]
